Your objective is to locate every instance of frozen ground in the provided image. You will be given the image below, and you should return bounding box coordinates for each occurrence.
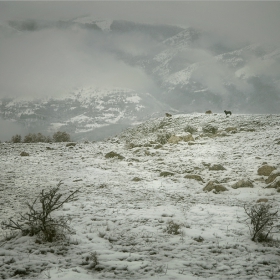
[0,113,280,279]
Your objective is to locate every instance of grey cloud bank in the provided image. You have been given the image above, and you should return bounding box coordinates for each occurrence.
[1,1,279,44]
[0,1,280,141]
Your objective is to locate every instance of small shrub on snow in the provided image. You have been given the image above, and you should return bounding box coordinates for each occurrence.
[164,220,181,235]
[87,252,99,269]
[243,203,279,242]
[53,131,71,142]
[184,125,197,134]
[11,134,21,143]
[202,124,218,134]
[156,132,172,145]
[1,182,79,242]
[105,151,124,159]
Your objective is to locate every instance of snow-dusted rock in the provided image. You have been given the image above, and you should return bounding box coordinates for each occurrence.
[256,198,268,203]
[231,179,254,189]
[257,164,276,176]
[203,180,228,193]
[265,169,280,184]
[168,133,194,144]
[209,164,226,171]
[265,176,280,189]
[184,174,204,182]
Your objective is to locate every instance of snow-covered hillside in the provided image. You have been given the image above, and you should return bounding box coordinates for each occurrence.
[1,113,280,279]
[0,87,171,141]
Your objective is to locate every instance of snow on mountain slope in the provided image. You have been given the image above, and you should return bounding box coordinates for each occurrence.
[0,87,171,141]
[0,113,280,279]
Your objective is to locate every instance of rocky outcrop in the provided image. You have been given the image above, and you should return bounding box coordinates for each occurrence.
[225,127,237,133]
[160,171,174,177]
[105,151,124,160]
[184,174,204,182]
[265,170,280,184]
[257,198,268,203]
[231,179,254,189]
[168,134,194,144]
[257,164,276,176]
[265,177,280,189]
[20,151,29,156]
[203,180,228,193]
[209,164,226,171]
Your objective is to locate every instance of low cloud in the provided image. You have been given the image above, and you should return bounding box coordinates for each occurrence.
[0,26,159,99]
[0,119,25,141]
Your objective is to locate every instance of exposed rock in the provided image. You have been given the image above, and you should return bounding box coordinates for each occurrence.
[66,142,76,147]
[265,170,280,184]
[132,177,142,182]
[257,165,276,176]
[265,177,280,189]
[181,134,195,142]
[160,171,174,177]
[193,236,204,242]
[154,144,162,149]
[257,198,268,203]
[184,174,204,182]
[105,151,124,160]
[165,113,172,117]
[209,164,226,171]
[203,180,228,193]
[20,151,29,156]
[231,179,254,189]
[205,110,212,114]
[225,127,237,133]
[168,134,194,144]
[168,135,181,144]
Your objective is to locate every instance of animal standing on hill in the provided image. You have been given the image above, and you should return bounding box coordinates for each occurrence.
[224,110,232,116]
[165,113,172,117]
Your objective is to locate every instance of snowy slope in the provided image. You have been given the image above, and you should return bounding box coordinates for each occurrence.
[1,113,280,279]
[0,87,171,141]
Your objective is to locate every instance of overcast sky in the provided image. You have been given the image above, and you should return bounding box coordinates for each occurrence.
[0,1,280,99]
[1,1,280,44]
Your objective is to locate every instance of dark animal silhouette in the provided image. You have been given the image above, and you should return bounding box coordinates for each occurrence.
[166,113,172,117]
[224,110,232,116]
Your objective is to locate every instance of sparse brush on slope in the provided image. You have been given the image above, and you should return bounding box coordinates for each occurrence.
[1,182,79,242]
[244,203,279,242]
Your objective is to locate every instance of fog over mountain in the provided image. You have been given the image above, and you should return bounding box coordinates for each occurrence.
[0,1,279,141]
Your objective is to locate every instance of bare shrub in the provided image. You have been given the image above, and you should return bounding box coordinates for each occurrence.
[1,182,79,242]
[184,125,197,134]
[244,203,279,242]
[23,133,52,143]
[164,220,181,235]
[156,132,172,145]
[53,131,71,142]
[11,134,21,143]
[202,124,218,134]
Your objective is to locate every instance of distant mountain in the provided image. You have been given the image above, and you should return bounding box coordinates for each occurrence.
[0,17,279,141]
[0,88,171,141]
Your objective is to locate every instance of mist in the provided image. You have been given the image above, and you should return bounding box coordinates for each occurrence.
[0,1,279,141]
[0,26,160,99]
[0,119,26,142]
